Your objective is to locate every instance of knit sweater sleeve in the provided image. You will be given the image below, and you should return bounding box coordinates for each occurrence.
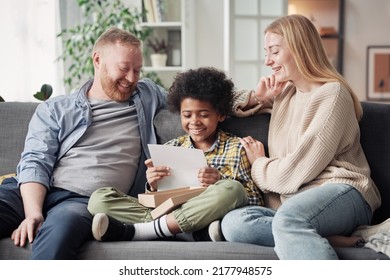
[251,82,358,195]
[232,89,273,117]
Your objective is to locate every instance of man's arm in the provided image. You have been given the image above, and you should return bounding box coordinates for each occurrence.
[11,182,47,247]
[17,102,61,189]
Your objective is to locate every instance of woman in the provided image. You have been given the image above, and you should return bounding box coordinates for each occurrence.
[221,14,381,259]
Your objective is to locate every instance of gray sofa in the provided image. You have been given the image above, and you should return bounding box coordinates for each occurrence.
[0,101,389,260]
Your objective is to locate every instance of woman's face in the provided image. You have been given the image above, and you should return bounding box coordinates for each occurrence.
[264,32,298,83]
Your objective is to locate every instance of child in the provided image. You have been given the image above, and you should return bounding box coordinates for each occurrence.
[87,67,263,242]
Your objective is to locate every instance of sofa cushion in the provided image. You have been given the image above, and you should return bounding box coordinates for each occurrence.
[153,109,184,144]
[0,102,38,176]
[360,102,390,224]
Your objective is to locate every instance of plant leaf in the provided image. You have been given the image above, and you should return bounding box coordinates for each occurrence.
[40,84,53,95]
[33,91,46,101]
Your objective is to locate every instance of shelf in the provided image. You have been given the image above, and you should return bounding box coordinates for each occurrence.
[140,0,189,88]
[288,0,344,74]
[143,66,183,72]
[140,22,182,28]
[321,34,339,39]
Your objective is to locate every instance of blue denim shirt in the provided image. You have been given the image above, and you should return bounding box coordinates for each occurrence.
[16,78,167,196]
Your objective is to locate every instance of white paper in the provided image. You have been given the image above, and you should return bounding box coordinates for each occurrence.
[148,144,208,190]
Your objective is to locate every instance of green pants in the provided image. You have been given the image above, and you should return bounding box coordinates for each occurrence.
[88,180,247,232]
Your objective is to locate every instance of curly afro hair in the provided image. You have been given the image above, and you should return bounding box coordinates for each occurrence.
[167,67,234,116]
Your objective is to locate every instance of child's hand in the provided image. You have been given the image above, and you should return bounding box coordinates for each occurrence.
[198,166,220,187]
[145,159,170,191]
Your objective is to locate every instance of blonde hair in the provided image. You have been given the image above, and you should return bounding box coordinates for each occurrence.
[93,27,141,52]
[266,14,362,120]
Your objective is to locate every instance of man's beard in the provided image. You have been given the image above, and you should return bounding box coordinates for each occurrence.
[101,66,136,102]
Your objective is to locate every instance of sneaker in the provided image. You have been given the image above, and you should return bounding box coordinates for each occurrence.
[92,213,135,242]
[208,220,224,242]
[193,220,224,242]
[351,218,390,241]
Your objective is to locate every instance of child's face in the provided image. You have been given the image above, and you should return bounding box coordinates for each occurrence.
[180,98,225,151]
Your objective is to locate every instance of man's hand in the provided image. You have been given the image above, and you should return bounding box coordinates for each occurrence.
[11,214,44,247]
[12,182,47,247]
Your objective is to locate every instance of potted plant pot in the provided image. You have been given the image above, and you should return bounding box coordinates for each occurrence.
[150,53,168,67]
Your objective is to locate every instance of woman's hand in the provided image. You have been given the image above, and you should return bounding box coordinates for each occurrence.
[145,158,170,191]
[198,166,220,187]
[253,74,287,103]
[240,136,266,165]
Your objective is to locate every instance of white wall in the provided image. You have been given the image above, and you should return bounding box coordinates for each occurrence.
[344,0,390,100]
[193,0,390,101]
[192,0,225,69]
[0,0,63,102]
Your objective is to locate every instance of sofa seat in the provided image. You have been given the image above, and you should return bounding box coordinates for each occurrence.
[1,238,388,260]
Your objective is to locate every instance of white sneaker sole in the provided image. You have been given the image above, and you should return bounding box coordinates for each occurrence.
[208,220,224,242]
[92,213,109,241]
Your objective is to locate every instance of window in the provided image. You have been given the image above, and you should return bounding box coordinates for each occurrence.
[224,0,287,89]
[0,0,64,101]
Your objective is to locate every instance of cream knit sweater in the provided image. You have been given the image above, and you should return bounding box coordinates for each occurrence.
[232,82,381,212]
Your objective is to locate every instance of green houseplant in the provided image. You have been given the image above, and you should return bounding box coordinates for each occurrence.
[57,0,163,90]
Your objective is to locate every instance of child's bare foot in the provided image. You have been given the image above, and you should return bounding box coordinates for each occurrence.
[327,235,365,247]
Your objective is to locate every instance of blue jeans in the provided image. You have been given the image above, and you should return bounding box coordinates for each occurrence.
[221,184,372,259]
[0,178,93,259]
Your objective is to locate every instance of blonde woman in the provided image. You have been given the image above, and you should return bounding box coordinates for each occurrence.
[221,14,381,259]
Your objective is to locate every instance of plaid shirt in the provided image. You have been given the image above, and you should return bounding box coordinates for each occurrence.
[165,130,263,206]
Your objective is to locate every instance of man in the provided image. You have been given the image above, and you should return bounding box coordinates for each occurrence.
[0,27,166,259]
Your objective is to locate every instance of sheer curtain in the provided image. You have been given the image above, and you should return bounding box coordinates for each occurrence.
[0,0,65,102]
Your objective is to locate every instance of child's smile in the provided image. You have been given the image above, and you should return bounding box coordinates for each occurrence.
[180,98,225,151]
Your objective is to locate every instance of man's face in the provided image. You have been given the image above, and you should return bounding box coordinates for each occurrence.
[97,43,143,102]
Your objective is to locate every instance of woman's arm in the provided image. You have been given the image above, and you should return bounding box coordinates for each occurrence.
[232,75,287,117]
